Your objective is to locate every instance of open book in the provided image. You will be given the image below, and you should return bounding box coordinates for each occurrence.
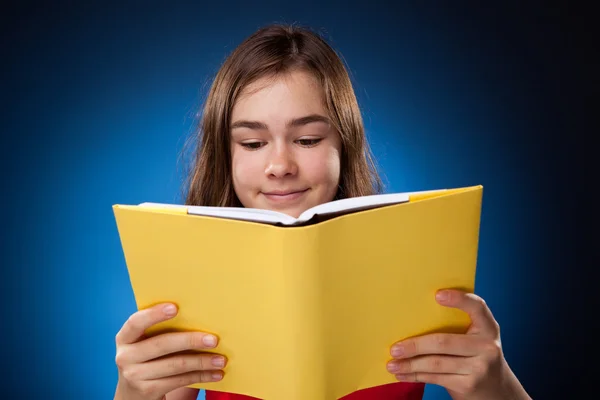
[137,189,443,226]
[113,185,483,400]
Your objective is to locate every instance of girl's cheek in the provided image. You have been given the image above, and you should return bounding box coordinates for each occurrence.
[304,150,340,180]
[234,154,261,183]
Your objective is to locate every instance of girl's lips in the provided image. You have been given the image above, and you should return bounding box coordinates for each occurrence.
[261,189,309,203]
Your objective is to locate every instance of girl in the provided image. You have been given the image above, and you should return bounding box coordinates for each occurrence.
[113,24,531,400]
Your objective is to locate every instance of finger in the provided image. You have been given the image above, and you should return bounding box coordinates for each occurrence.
[126,331,219,364]
[116,304,178,345]
[394,371,467,393]
[387,355,472,375]
[391,333,489,359]
[128,353,227,380]
[145,370,223,394]
[435,290,499,336]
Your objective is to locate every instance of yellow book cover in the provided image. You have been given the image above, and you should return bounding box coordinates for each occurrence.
[112,184,483,400]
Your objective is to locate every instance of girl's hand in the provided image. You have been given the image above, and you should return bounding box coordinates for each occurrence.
[386,289,531,400]
[114,303,226,400]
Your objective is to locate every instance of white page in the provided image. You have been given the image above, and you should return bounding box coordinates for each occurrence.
[138,188,447,226]
[186,206,297,225]
[294,192,410,223]
[138,203,297,225]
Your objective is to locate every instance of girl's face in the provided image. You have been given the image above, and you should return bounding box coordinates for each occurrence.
[230,70,342,218]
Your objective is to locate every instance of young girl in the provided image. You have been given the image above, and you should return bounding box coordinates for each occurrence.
[113,24,531,400]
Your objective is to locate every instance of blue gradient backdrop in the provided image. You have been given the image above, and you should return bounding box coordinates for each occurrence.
[2,2,587,399]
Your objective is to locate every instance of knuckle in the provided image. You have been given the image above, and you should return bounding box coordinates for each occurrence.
[198,354,211,370]
[413,372,421,383]
[167,357,180,373]
[430,357,443,372]
[151,335,168,353]
[122,366,139,383]
[201,370,216,382]
[114,348,128,369]
[169,355,189,373]
[474,295,487,310]
[399,360,412,373]
[188,333,202,349]
[473,293,486,305]
[199,371,212,383]
[179,356,188,370]
[407,339,418,355]
[483,340,503,360]
[176,371,200,387]
[434,333,449,349]
[493,320,501,334]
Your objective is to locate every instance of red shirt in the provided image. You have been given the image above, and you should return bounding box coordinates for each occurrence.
[206,382,425,399]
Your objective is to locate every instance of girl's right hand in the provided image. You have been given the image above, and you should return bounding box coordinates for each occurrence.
[114,303,226,400]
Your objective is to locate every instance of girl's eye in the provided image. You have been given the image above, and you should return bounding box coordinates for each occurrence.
[297,138,322,147]
[241,142,265,150]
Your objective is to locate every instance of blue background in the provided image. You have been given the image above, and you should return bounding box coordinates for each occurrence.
[2,2,588,399]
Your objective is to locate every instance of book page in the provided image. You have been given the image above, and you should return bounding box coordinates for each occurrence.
[189,206,298,225]
[137,189,447,226]
[293,192,411,224]
[138,203,297,225]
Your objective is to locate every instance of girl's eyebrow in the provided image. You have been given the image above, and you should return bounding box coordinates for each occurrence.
[230,114,330,130]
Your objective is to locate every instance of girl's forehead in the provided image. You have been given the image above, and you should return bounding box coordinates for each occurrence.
[233,71,325,116]
[239,71,320,98]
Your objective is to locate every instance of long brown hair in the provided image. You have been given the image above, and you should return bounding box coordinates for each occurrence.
[182,23,383,207]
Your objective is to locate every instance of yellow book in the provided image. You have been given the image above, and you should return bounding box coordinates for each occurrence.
[112,184,483,400]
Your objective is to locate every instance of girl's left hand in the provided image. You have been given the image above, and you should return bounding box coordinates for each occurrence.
[386,289,531,400]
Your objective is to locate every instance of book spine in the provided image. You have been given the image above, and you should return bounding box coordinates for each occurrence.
[278,227,327,400]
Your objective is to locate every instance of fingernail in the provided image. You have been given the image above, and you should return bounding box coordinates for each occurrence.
[391,345,404,357]
[211,356,226,368]
[436,291,449,302]
[202,334,217,347]
[387,361,400,372]
[212,371,223,381]
[163,304,177,316]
